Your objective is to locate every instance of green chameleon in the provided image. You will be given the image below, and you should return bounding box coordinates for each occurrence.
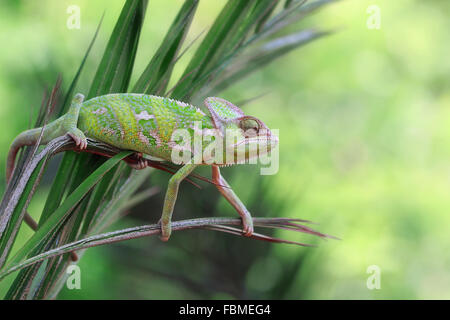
[6,93,278,241]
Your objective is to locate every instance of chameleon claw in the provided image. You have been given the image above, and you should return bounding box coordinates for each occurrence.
[160,235,170,242]
[67,132,79,146]
[67,131,87,150]
[127,153,148,170]
[138,156,148,169]
[158,219,171,242]
[137,159,147,170]
[240,213,254,237]
[79,139,87,150]
[242,221,254,237]
[132,159,147,170]
[81,138,88,150]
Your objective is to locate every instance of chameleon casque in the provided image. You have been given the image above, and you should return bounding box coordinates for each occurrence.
[6,93,278,242]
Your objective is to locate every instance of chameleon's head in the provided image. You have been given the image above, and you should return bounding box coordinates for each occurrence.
[204,97,278,165]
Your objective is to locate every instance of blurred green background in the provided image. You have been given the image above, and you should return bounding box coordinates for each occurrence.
[1,0,450,299]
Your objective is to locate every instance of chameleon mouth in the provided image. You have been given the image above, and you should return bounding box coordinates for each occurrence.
[233,134,278,149]
[225,134,278,165]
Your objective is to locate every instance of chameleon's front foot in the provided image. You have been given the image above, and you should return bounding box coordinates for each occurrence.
[158,218,171,242]
[242,215,254,237]
[65,92,87,150]
[67,129,88,150]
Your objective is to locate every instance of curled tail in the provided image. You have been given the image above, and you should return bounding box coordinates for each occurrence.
[6,127,44,183]
[6,116,64,183]
[5,128,45,237]
[5,118,78,261]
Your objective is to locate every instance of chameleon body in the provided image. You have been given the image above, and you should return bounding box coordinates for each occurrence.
[7,93,278,242]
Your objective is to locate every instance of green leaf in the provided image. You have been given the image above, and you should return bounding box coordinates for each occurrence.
[212,29,331,94]
[171,0,256,100]
[225,0,278,53]
[88,0,148,97]
[133,0,199,95]
[38,16,104,225]
[38,152,77,226]
[189,0,337,98]
[57,14,104,116]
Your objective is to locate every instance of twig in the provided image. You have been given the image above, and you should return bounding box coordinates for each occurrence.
[0,216,335,280]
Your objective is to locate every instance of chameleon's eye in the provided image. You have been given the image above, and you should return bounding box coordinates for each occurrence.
[239,117,260,137]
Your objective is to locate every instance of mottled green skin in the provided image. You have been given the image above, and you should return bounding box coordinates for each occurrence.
[79,93,214,162]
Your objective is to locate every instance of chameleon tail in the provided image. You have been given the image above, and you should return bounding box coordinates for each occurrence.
[5,124,78,261]
[5,128,45,242]
[6,127,44,183]
[6,128,45,242]
[6,117,64,183]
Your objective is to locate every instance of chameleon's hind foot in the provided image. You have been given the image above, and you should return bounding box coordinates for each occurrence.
[127,153,148,170]
[64,92,86,150]
[67,129,87,150]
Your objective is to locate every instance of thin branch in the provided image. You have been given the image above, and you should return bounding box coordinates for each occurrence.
[0,217,336,280]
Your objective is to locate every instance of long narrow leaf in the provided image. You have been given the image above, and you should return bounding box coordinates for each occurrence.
[133,0,199,95]
[212,29,330,94]
[88,0,148,97]
[0,217,333,280]
[171,0,256,100]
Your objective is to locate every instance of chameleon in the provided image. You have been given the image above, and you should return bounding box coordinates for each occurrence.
[6,93,278,241]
